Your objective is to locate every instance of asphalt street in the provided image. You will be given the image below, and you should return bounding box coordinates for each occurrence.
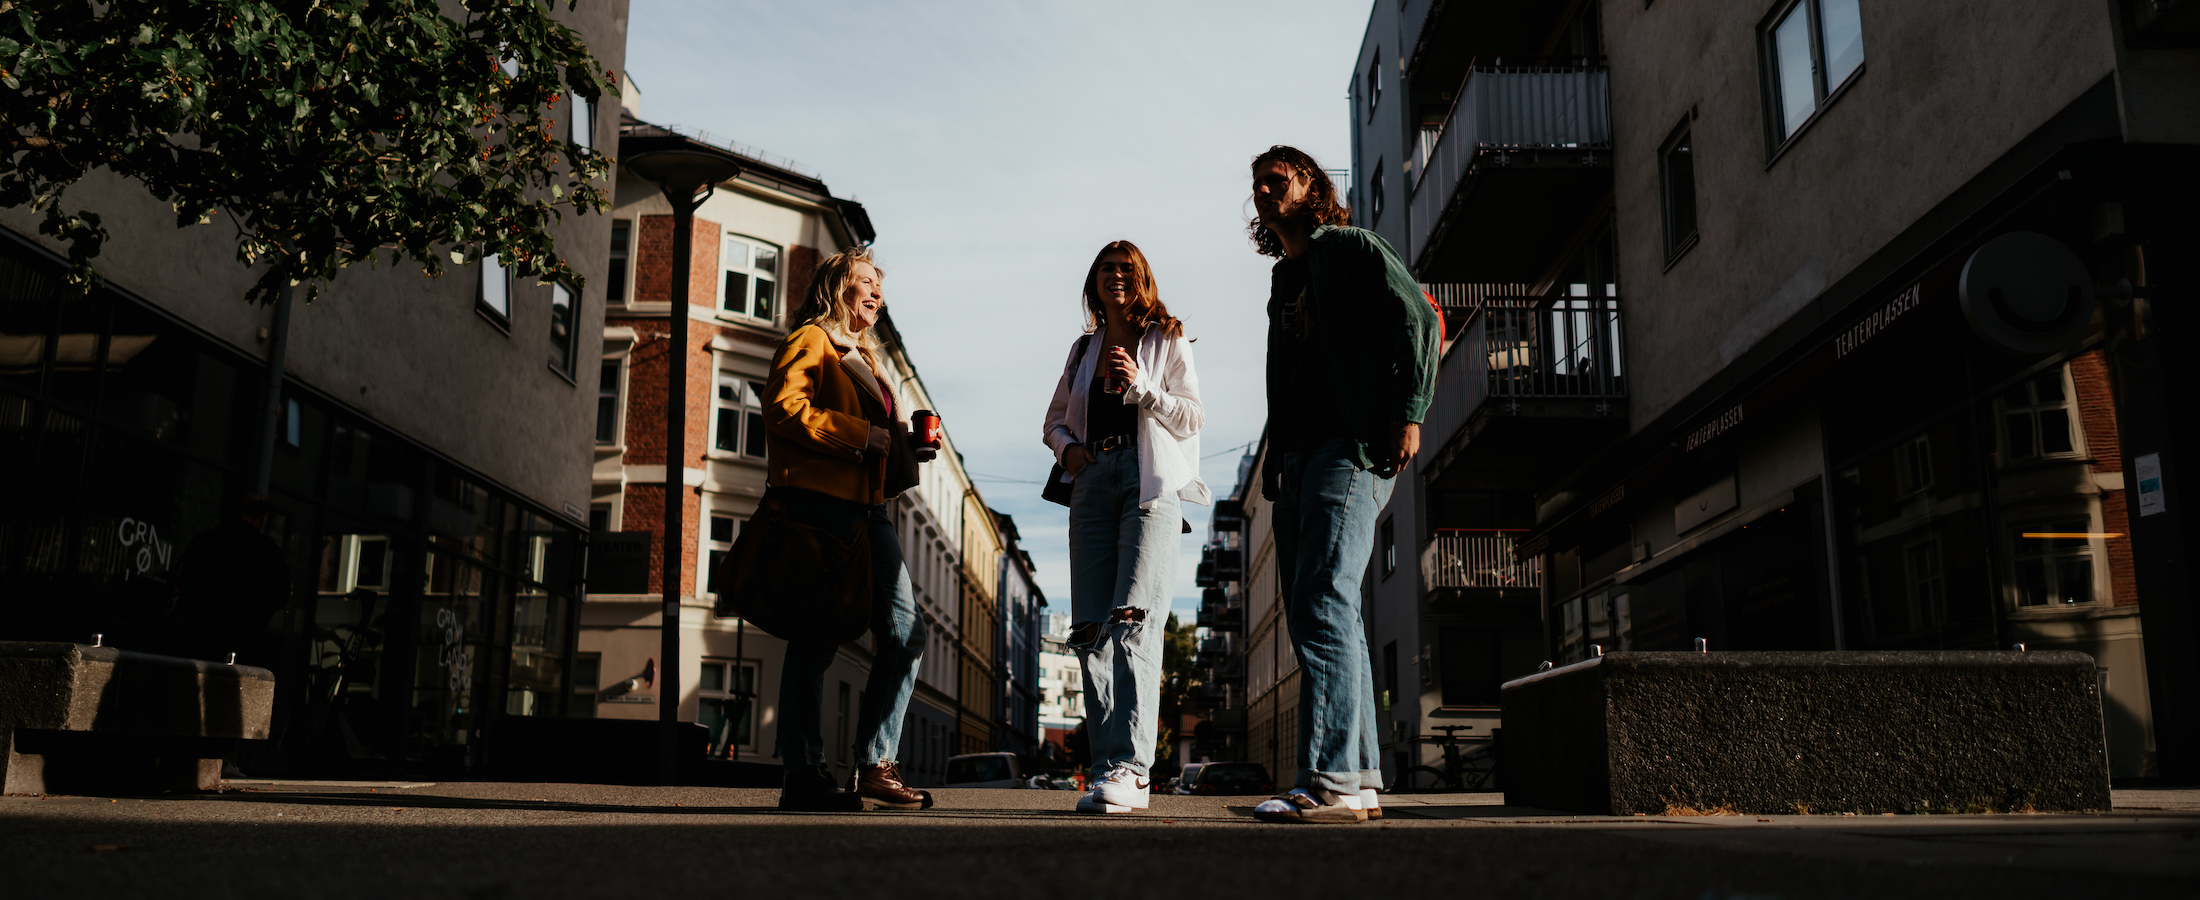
[4,781,2196,899]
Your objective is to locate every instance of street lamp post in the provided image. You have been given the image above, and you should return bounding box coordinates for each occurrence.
[617,137,743,786]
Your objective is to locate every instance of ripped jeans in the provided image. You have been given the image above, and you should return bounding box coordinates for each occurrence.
[1065,442,1180,781]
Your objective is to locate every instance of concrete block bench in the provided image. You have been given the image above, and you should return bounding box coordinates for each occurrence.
[1499,651,2110,815]
[1,641,275,794]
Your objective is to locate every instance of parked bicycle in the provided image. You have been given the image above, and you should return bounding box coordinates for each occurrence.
[1392,725,1498,792]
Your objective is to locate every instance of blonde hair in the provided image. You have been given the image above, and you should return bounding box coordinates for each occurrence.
[791,247,884,353]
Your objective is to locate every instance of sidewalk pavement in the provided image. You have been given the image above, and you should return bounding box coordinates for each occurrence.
[4,780,2194,898]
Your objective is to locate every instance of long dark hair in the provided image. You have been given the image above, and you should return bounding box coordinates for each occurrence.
[1081,240,1183,337]
[1247,145,1351,258]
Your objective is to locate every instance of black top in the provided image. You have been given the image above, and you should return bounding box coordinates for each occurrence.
[1086,375,1138,442]
[1269,255,1342,454]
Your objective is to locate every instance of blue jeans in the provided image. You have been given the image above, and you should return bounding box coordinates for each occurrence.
[1273,438,1393,798]
[770,486,926,771]
[1066,444,1180,780]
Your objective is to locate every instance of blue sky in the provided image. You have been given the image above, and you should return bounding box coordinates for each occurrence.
[627,0,1369,615]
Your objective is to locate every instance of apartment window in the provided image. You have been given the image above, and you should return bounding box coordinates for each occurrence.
[547,282,577,378]
[570,652,601,718]
[720,235,781,323]
[606,220,631,304]
[713,372,768,459]
[1370,161,1386,226]
[1902,536,1947,632]
[478,253,511,324]
[1762,0,1865,145]
[594,361,622,444]
[2012,518,2098,608]
[706,513,739,596]
[568,91,593,152]
[2001,366,2080,462]
[1379,516,1396,578]
[1365,49,1382,119]
[1382,640,1398,709]
[697,659,758,754]
[281,396,302,447]
[1895,435,1933,496]
[1660,125,1699,260]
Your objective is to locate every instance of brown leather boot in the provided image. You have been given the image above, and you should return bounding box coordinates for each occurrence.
[852,761,932,810]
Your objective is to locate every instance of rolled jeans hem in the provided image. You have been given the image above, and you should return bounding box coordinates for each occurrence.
[1300,769,1386,798]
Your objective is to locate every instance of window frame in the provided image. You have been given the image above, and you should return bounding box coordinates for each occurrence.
[1996,364,2086,465]
[546,280,579,383]
[703,510,741,598]
[716,233,783,326]
[710,369,769,462]
[1370,159,1386,226]
[696,657,759,754]
[1757,0,1867,163]
[477,253,513,330]
[1365,49,1382,121]
[594,359,624,446]
[606,219,633,307]
[568,91,593,152]
[2007,513,2106,610]
[1659,120,1700,265]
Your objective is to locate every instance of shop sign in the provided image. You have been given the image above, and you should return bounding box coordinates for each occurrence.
[1833,283,1923,359]
[2136,453,2166,517]
[1685,403,1746,452]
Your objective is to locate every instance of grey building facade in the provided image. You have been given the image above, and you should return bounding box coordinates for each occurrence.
[1357,0,2200,784]
[0,3,631,776]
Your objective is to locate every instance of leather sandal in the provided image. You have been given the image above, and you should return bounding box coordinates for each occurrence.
[1252,788,1369,824]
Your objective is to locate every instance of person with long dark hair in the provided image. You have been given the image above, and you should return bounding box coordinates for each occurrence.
[1041,240,1208,814]
[1244,146,1440,824]
[761,247,931,812]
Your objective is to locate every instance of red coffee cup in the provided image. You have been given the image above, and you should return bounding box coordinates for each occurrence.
[911,410,942,462]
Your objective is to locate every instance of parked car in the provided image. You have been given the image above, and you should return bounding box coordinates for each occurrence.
[1184,762,1273,796]
[943,752,1025,788]
[1170,762,1208,795]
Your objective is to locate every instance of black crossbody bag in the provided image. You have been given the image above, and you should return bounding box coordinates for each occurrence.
[1042,335,1095,507]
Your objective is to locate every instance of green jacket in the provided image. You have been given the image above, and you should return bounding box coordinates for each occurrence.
[1264,224,1441,471]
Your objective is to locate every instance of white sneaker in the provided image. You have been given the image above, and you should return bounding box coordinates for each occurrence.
[1361,788,1383,820]
[1075,767,1150,813]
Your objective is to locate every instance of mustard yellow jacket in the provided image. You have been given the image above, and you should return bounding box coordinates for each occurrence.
[764,324,895,506]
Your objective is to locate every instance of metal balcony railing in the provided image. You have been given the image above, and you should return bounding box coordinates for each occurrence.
[1424,529,1542,589]
[1408,60,1611,264]
[1421,298,1626,452]
[1485,301,1625,399]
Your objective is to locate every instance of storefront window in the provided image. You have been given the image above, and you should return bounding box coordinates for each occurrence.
[1,245,583,776]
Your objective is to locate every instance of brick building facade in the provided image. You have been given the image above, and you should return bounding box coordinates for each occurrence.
[578,107,1009,786]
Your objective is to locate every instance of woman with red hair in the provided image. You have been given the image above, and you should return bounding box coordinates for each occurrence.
[1041,240,1209,814]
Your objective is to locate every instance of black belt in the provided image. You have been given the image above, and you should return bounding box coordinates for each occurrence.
[1090,435,1134,452]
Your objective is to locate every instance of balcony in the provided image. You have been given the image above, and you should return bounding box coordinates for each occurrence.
[1407,60,1611,281]
[1423,529,1541,590]
[1419,297,1628,494]
[1197,601,1244,633]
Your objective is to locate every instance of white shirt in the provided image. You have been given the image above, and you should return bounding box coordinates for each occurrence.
[1043,327,1210,509]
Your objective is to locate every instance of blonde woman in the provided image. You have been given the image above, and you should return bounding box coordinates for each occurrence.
[1041,240,1208,814]
[762,247,929,812]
